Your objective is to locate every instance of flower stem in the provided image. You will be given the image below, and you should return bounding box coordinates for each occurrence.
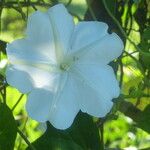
[11,94,24,111]
[17,117,28,150]
[86,0,97,21]
[17,128,36,150]
[100,123,104,150]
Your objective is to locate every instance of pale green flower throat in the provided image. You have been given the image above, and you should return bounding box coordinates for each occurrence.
[59,55,79,72]
[60,63,70,71]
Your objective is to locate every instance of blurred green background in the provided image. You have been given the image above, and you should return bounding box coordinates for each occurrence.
[0,0,150,150]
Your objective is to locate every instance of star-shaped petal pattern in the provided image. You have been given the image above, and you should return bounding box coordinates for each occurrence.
[6,4,124,129]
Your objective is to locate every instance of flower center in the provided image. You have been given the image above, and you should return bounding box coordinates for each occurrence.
[59,56,79,72]
[60,63,70,71]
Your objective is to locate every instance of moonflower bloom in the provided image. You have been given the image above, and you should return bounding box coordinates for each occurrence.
[6,4,124,129]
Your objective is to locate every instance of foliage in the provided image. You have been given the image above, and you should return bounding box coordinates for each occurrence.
[27,113,100,150]
[0,0,150,150]
[0,103,17,150]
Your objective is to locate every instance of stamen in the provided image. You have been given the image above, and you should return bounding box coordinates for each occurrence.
[60,63,70,71]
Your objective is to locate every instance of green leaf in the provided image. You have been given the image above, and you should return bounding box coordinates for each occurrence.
[0,103,17,150]
[27,133,83,150]
[143,27,150,40]
[139,29,150,69]
[118,99,150,133]
[67,112,101,150]
[27,112,100,150]
[0,40,6,54]
[136,104,150,133]
[105,0,116,15]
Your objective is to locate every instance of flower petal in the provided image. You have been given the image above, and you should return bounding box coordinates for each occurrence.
[26,89,53,122]
[48,73,79,129]
[27,10,53,43]
[47,4,74,57]
[7,38,56,64]
[70,22,123,64]
[6,64,60,93]
[6,65,33,93]
[26,10,57,63]
[70,21,108,53]
[71,64,120,117]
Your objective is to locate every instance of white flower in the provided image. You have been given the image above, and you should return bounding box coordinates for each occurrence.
[6,4,124,129]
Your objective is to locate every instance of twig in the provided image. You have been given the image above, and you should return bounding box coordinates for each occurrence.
[0,84,5,91]
[124,51,145,76]
[17,117,28,149]
[86,0,97,21]
[66,0,72,7]
[119,58,124,87]
[100,123,104,150]
[102,0,150,57]
[2,1,51,8]
[11,94,24,111]
[17,128,36,150]
[0,6,3,34]
[122,50,138,58]
[3,86,6,104]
